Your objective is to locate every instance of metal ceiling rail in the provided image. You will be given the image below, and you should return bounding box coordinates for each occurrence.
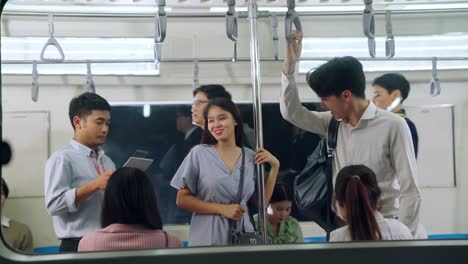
[2,57,468,64]
[3,8,468,18]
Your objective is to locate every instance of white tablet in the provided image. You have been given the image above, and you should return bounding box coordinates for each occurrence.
[122,157,154,171]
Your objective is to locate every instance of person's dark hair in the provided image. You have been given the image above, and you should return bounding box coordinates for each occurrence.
[1,178,9,199]
[372,73,410,102]
[193,84,232,101]
[201,98,243,147]
[68,92,111,130]
[176,105,192,118]
[270,182,293,203]
[306,56,366,99]
[101,167,163,230]
[335,165,382,241]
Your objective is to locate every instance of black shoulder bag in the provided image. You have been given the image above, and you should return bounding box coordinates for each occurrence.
[231,148,262,245]
[293,118,340,241]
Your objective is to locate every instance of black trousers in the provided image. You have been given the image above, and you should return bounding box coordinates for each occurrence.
[59,238,81,253]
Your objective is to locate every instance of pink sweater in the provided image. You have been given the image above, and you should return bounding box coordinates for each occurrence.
[78,224,183,252]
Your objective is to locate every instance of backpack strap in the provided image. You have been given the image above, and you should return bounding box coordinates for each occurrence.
[325,117,340,241]
[327,118,340,152]
[231,148,246,232]
[163,231,168,248]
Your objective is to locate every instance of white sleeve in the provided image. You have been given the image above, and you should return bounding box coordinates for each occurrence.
[389,117,421,235]
[280,73,332,136]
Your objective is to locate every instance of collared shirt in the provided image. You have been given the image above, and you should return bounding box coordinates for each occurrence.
[184,126,198,140]
[280,73,421,235]
[330,211,413,241]
[1,216,34,253]
[44,139,115,239]
[2,216,10,228]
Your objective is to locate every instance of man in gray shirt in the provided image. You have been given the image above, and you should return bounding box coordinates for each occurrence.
[45,92,116,252]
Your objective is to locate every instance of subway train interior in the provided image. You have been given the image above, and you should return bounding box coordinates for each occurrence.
[1,0,468,263]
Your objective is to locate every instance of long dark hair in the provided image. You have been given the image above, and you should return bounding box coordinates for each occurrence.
[270,182,293,203]
[101,167,163,230]
[201,98,244,147]
[335,165,382,241]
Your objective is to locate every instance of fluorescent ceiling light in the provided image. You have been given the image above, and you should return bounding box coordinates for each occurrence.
[299,34,468,72]
[143,104,151,118]
[210,5,363,13]
[1,63,160,76]
[3,3,173,14]
[1,37,160,75]
[295,5,364,12]
[210,7,246,13]
[300,60,468,72]
[210,3,468,13]
[389,3,468,11]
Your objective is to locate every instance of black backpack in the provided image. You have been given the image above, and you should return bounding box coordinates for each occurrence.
[293,118,340,240]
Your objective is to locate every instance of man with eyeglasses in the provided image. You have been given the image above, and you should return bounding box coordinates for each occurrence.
[191,84,232,128]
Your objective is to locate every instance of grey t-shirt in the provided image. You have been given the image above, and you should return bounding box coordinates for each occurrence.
[170,144,256,247]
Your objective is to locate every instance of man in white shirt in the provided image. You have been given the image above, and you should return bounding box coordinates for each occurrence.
[280,31,426,238]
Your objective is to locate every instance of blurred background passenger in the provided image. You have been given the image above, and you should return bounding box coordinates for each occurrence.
[159,106,202,224]
[372,73,419,158]
[1,178,34,254]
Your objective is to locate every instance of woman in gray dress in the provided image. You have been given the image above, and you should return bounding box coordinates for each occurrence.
[170,98,279,247]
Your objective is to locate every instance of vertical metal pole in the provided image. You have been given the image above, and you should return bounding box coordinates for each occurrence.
[248,0,267,244]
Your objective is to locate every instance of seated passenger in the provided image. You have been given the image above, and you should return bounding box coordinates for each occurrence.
[78,167,182,252]
[254,182,303,244]
[330,165,413,241]
[1,178,34,254]
[171,98,280,246]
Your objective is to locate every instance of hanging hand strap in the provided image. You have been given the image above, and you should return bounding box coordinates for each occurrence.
[40,13,65,62]
[363,0,376,58]
[31,61,39,102]
[430,57,441,97]
[271,14,279,60]
[86,61,96,93]
[155,0,167,43]
[285,0,302,43]
[385,10,395,58]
